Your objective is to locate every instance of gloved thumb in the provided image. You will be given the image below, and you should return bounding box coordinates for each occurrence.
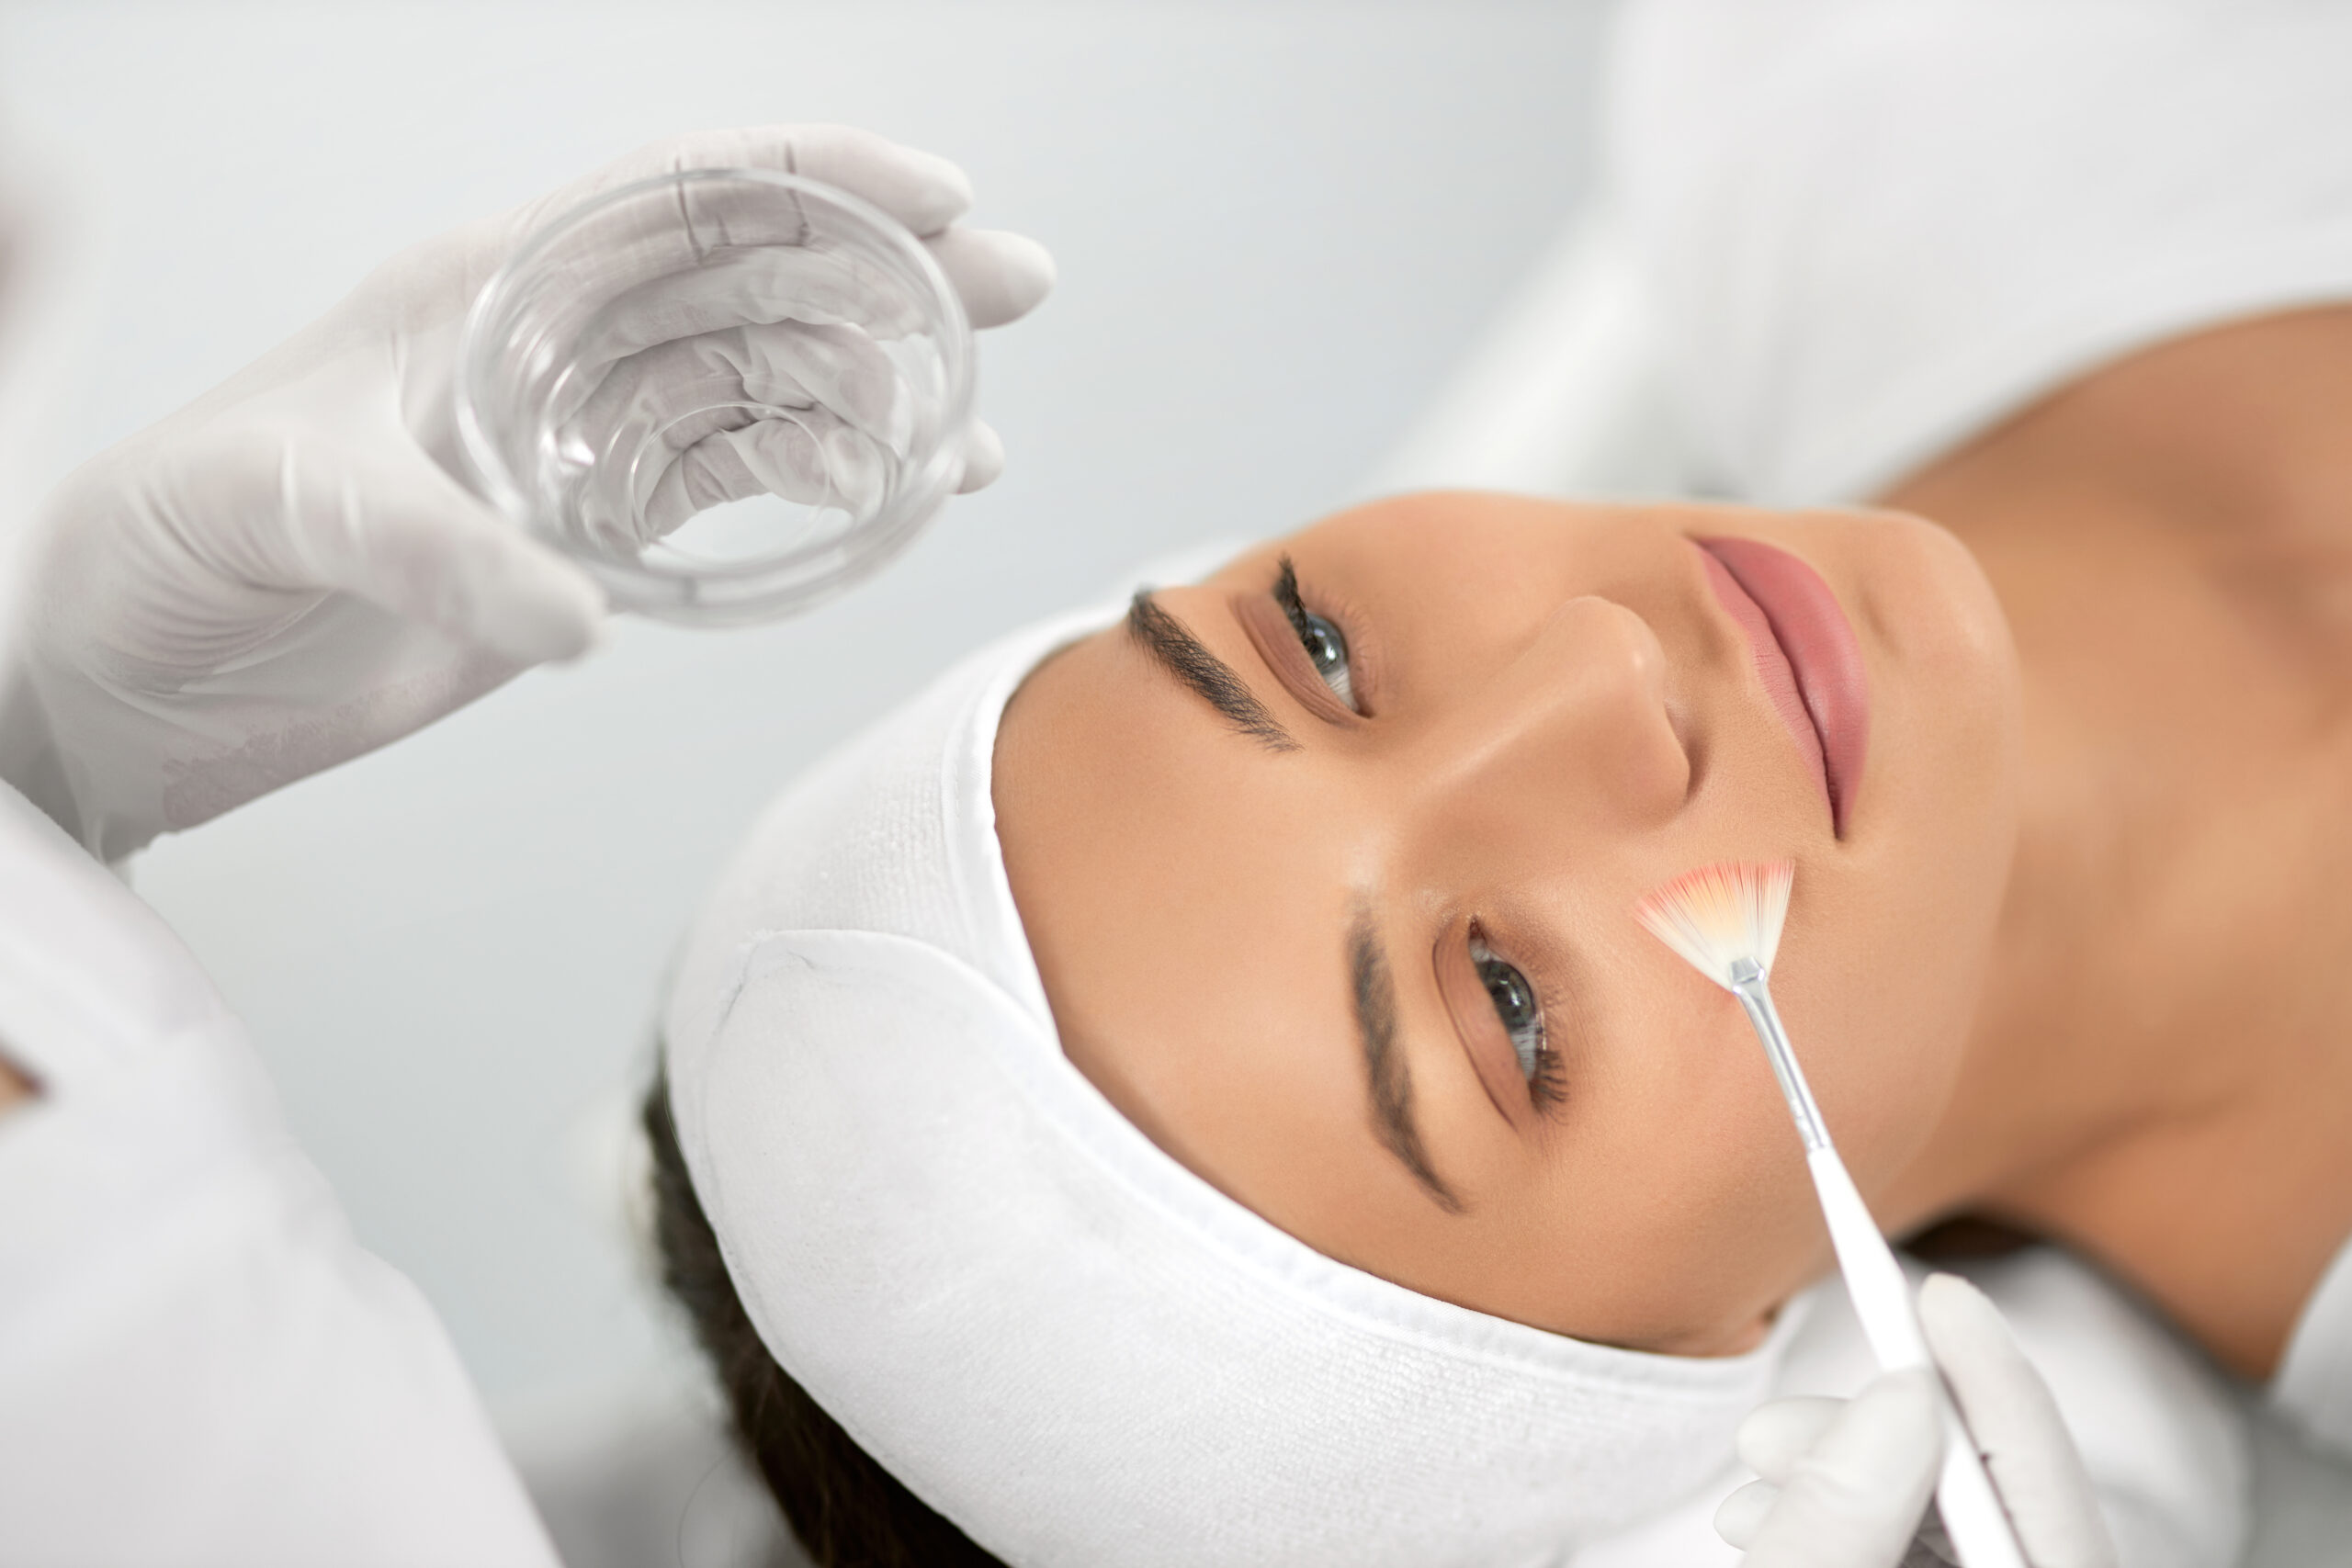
[191,426,606,664]
[1920,1274,2117,1568]
[1737,1368,1944,1568]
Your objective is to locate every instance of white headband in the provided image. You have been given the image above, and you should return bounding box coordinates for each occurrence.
[664,588,1804,1566]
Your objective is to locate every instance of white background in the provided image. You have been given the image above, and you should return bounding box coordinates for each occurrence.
[0,0,1608,1414]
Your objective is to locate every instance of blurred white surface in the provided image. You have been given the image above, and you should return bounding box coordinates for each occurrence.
[1363,211,1690,503]
[0,0,1608,1408]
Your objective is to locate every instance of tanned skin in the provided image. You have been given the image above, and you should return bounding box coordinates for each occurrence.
[1881,305,2352,1379]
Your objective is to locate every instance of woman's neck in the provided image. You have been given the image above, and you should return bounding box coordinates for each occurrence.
[1878,305,2352,1378]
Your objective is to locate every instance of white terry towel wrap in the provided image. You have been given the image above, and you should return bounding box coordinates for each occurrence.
[663,592,1806,1568]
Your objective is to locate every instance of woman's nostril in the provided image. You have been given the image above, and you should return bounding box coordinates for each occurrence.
[1667,696,1706,803]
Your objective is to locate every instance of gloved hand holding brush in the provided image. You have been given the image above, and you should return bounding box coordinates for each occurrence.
[1715,1273,2118,1568]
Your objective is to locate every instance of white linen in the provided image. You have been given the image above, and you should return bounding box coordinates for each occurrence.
[0,781,557,1568]
[663,597,1810,1568]
[1576,1249,2251,1567]
[1605,0,2352,506]
[2274,1240,2352,1463]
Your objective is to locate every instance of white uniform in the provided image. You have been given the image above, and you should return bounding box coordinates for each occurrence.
[0,782,557,1567]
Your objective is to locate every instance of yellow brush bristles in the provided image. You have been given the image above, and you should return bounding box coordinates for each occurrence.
[1634,860,1795,988]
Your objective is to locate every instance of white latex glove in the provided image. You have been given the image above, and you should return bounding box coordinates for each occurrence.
[0,125,1053,861]
[1715,1274,2119,1568]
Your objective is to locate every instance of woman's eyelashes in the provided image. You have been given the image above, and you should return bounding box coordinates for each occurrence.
[1273,557,1359,713]
[1469,931,1566,1111]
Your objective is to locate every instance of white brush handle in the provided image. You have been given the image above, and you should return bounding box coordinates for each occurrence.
[1809,1149,2028,1568]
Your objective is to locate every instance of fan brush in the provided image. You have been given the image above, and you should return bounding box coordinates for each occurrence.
[1636,861,2025,1568]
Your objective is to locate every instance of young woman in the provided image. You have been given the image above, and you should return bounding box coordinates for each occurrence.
[650,4,2352,1562]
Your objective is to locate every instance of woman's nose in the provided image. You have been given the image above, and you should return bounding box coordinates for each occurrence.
[1411,595,1690,833]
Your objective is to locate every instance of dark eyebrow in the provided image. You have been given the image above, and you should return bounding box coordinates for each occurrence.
[1125,590,1296,752]
[1350,909,1463,1213]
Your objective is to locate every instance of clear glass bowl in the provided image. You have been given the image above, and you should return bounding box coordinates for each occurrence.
[456,167,974,626]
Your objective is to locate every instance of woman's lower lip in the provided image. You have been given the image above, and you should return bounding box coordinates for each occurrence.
[1694,537,1871,834]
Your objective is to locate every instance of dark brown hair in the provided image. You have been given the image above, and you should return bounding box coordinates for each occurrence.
[642,1072,1010,1568]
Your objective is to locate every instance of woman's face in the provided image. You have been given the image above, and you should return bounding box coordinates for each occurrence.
[993,495,2021,1355]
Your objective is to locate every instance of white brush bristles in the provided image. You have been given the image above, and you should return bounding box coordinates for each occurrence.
[1634,861,1794,988]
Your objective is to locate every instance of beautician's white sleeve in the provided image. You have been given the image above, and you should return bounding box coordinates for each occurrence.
[0,783,559,1568]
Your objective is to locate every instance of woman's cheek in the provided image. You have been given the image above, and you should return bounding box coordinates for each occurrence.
[1780,904,1973,1194]
[1557,985,1826,1339]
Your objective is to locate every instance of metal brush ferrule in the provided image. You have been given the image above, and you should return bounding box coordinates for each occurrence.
[1725,959,1831,1155]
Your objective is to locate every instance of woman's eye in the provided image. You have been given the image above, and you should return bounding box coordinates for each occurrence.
[1273,555,1359,712]
[1469,936,1545,1081]
[1294,609,1357,709]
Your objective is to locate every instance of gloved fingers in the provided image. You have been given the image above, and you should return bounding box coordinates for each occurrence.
[187,426,605,663]
[924,227,1057,329]
[489,130,1047,359]
[564,323,1002,537]
[487,127,985,330]
[562,223,1052,359]
[561,319,908,462]
[956,420,1004,493]
[515,124,973,246]
[632,409,891,542]
[1736,1394,1845,1483]
[621,411,993,536]
[566,243,922,370]
[1736,1369,1945,1568]
[1713,1477,1781,1551]
[1919,1274,2117,1568]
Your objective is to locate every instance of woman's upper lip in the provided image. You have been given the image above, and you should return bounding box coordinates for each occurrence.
[1692,537,1871,834]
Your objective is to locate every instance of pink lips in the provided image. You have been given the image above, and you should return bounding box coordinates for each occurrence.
[1694,537,1871,835]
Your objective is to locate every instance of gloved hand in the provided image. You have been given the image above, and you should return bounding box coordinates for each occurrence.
[1714,1273,2118,1568]
[0,125,1053,861]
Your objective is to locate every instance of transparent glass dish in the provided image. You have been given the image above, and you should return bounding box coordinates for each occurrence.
[456,167,974,626]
